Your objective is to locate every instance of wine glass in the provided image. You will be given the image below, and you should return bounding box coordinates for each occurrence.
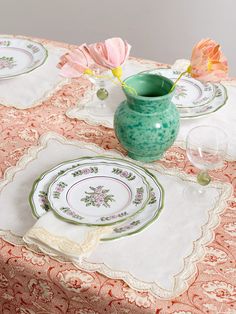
[85,66,116,117]
[185,125,228,200]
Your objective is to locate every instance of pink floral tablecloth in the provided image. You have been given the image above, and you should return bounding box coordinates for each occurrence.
[0,36,235,314]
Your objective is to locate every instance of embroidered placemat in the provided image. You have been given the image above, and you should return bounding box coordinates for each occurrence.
[0,132,232,299]
[0,35,70,109]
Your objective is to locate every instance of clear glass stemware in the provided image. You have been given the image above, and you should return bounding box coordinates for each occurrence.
[85,66,115,117]
[185,125,228,199]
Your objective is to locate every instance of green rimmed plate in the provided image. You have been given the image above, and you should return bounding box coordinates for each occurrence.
[47,161,151,226]
[29,156,164,240]
[0,37,48,79]
[144,68,228,119]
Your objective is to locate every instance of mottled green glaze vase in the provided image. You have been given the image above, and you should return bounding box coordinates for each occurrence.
[114,73,180,162]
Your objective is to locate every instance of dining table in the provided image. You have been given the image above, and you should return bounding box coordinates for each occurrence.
[0,34,235,314]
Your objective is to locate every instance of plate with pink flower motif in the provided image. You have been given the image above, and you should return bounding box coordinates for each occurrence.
[47,161,151,226]
[30,156,164,239]
[0,37,47,79]
[144,68,227,119]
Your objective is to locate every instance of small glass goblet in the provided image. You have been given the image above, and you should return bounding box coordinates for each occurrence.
[185,125,228,200]
[85,66,115,117]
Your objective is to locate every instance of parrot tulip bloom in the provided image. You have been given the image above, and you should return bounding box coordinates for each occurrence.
[87,37,131,69]
[86,37,131,81]
[58,44,94,78]
[189,38,228,82]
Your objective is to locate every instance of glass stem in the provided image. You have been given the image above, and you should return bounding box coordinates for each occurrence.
[197,170,211,194]
[96,79,109,108]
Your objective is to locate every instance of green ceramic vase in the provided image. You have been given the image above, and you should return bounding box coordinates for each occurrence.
[114,73,180,162]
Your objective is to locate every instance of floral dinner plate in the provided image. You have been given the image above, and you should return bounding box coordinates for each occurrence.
[0,37,47,79]
[47,161,151,226]
[98,158,163,241]
[29,156,164,240]
[144,68,228,119]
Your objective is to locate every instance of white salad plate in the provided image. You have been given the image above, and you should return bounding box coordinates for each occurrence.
[29,156,164,240]
[47,160,151,226]
[0,37,47,79]
[145,68,228,119]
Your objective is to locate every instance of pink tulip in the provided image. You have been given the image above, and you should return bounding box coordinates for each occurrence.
[189,39,228,82]
[86,37,131,71]
[58,44,94,78]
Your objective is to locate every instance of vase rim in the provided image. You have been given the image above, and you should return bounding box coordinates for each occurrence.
[123,73,175,100]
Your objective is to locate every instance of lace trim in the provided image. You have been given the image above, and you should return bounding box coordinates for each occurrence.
[75,175,232,299]
[23,226,112,257]
[66,59,168,128]
[0,230,24,246]
[0,132,233,299]
[0,132,123,192]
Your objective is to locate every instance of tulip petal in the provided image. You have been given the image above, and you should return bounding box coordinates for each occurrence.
[105,38,125,67]
[190,38,228,82]
[59,63,82,78]
[87,37,131,70]
[58,44,95,78]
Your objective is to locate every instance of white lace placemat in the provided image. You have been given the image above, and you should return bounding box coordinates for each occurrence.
[0,43,70,109]
[0,132,232,299]
[66,59,161,127]
[178,84,236,159]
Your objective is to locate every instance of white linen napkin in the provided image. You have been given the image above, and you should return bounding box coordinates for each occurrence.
[23,211,112,260]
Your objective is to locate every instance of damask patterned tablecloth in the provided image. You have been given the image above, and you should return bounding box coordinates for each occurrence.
[0,36,235,314]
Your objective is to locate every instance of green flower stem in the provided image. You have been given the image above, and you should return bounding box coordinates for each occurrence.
[86,70,137,96]
[169,69,188,93]
[116,75,137,96]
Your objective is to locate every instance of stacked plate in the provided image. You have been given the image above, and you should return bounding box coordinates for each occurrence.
[144,68,228,119]
[0,37,47,79]
[29,156,164,241]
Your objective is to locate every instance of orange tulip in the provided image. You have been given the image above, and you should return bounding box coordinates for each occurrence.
[189,39,228,82]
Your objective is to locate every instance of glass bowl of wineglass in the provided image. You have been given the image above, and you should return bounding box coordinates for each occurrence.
[84,65,122,117]
[185,125,228,200]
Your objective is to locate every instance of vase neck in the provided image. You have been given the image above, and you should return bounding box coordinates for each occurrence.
[125,93,173,114]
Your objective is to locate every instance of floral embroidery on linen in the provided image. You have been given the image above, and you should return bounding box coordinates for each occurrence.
[0,273,8,288]
[224,222,236,236]
[202,281,236,303]
[21,247,50,266]
[57,269,94,292]
[203,246,228,265]
[28,279,53,302]
[122,286,155,308]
